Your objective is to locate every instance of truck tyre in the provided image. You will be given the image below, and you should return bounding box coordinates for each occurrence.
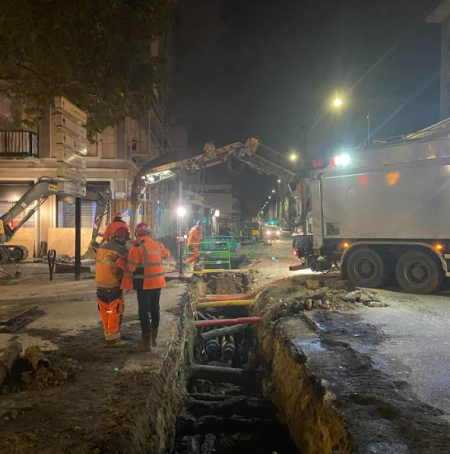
[346,248,386,288]
[396,250,441,294]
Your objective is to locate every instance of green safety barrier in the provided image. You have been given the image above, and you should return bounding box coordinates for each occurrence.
[185,237,232,270]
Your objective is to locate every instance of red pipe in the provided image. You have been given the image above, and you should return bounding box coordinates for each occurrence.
[199,294,253,302]
[194,317,262,328]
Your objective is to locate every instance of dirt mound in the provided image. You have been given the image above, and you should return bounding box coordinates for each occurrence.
[252,276,386,321]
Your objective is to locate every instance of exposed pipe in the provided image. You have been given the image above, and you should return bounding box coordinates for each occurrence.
[222,335,235,361]
[199,294,254,302]
[194,317,262,328]
[202,324,249,341]
[196,300,255,309]
[205,339,220,357]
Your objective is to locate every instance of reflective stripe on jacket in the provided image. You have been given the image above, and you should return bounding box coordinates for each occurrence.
[121,236,170,290]
[95,239,128,289]
[103,220,131,242]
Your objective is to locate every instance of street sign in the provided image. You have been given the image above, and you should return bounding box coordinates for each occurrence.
[58,181,86,197]
[57,165,86,184]
[54,97,87,124]
[53,113,87,139]
[55,132,87,155]
[56,147,86,169]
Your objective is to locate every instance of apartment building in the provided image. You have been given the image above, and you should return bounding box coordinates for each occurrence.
[0,90,174,257]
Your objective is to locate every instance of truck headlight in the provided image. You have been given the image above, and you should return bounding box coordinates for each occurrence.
[334,153,351,166]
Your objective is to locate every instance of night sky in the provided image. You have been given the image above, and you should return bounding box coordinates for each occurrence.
[172,0,442,216]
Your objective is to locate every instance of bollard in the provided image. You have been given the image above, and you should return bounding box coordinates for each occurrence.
[47,249,57,281]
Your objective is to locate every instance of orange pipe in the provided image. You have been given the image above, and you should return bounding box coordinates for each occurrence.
[199,294,253,302]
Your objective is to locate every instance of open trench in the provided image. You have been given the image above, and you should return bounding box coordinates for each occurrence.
[167,271,352,454]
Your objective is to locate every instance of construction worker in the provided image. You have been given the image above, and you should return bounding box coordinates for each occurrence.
[103,211,131,243]
[185,221,203,270]
[95,226,130,347]
[121,223,170,352]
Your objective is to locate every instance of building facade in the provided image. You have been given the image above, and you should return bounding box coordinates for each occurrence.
[0,92,174,257]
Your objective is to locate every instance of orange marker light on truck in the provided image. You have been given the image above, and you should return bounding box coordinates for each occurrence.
[435,244,443,251]
[342,242,350,249]
[293,250,298,256]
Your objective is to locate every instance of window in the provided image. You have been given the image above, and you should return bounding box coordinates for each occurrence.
[57,199,97,228]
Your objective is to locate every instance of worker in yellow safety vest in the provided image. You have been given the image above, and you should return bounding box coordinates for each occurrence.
[95,226,130,347]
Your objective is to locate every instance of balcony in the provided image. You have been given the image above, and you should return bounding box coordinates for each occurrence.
[0,130,39,158]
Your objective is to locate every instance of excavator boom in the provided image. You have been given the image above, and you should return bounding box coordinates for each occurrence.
[0,177,110,263]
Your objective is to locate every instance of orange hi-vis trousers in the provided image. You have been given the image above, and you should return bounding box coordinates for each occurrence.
[185,246,199,265]
[96,288,124,341]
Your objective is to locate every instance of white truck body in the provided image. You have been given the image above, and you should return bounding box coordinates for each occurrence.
[312,134,450,248]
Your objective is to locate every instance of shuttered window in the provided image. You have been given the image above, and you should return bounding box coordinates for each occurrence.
[57,199,97,228]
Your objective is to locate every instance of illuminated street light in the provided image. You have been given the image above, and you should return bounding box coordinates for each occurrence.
[332,97,343,108]
[268,196,272,200]
[272,189,275,193]
[277,179,281,183]
[289,153,298,162]
[176,206,187,217]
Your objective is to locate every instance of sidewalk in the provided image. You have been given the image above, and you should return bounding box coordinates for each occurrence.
[0,279,189,454]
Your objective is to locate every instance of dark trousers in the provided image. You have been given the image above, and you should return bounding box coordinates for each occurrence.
[136,288,161,334]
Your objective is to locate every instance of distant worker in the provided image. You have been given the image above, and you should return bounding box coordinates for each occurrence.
[121,223,170,352]
[185,221,203,270]
[103,211,131,243]
[95,226,130,347]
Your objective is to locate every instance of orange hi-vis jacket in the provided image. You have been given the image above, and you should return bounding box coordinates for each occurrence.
[95,239,128,289]
[188,227,202,247]
[103,220,131,242]
[121,236,170,290]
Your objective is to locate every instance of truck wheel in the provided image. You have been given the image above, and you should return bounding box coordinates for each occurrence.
[396,251,441,294]
[347,248,386,288]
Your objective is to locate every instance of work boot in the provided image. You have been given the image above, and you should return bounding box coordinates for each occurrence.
[133,333,151,352]
[150,328,159,347]
[106,338,128,348]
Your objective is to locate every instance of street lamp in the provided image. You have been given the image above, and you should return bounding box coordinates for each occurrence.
[272,189,275,193]
[289,153,298,162]
[332,97,343,108]
[176,206,187,217]
[277,179,281,183]
[268,196,272,200]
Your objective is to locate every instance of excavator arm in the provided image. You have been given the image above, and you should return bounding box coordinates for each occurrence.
[129,137,297,230]
[0,178,110,263]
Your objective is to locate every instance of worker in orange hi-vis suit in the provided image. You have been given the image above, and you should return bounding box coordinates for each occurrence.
[95,226,130,347]
[184,221,203,270]
[121,223,170,352]
[103,212,131,243]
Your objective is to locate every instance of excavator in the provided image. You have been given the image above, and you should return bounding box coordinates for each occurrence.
[0,138,298,264]
[0,177,110,264]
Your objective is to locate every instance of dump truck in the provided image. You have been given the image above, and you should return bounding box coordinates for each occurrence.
[293,120,450,294]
